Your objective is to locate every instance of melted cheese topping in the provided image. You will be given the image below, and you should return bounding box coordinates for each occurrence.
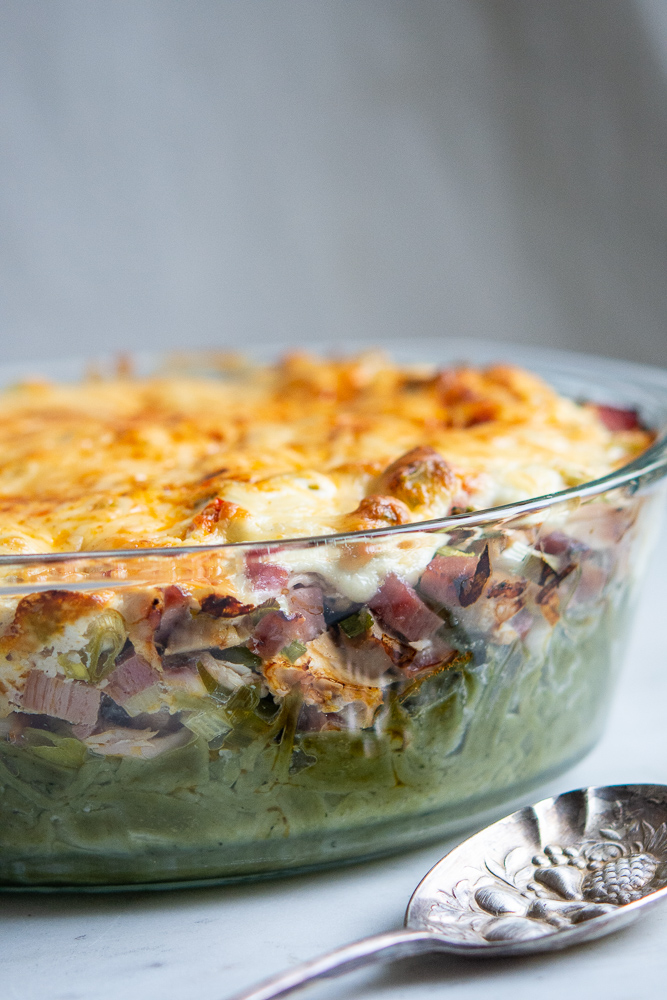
[0,352,651,554]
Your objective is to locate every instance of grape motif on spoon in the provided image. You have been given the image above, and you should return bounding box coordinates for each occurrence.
[230,784,667,1000]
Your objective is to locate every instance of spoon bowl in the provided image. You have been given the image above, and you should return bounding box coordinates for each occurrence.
[231,784,667,999]
[406,782,667,955]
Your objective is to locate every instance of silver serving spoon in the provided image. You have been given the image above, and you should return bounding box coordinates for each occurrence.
[230,784,667,1000]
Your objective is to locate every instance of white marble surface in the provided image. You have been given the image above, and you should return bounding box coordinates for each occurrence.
[1,517,666,1000]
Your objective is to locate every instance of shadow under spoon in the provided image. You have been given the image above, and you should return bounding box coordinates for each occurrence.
[228,783,667,1000]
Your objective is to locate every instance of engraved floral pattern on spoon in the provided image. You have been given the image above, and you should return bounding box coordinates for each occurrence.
[428,805,667,943]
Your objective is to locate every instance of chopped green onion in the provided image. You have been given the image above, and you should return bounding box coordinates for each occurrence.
[183,710,230,743]
[196,661,236,707]
[217,645,263,670]
[58,652,89,681]
[30,739,89,769]
[122,687,162,717]
[338,609,373,639]
[221,714,269,751]
[226,682,261,723]
[85,611,127,683]
[23,729,89,769]
[281,640,307,663]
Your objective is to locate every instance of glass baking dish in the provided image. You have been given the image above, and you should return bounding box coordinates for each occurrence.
[0,342,666,891]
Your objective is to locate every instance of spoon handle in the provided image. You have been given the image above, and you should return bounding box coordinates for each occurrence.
[228,928,446,1000]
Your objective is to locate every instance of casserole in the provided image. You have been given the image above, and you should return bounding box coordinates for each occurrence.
[0,342,665,888]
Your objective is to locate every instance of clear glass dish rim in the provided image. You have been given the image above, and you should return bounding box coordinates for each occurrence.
[1,340,666,568]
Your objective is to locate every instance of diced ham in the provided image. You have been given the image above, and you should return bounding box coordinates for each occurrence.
[246,552,289,595]
[297,704,338,733]
[71,721,98,739]
[539,531,588,559]
[250,611,305,659]
[572,560,608,605]
[421,548,530,642]
[288,587,325,641]
[340,633,396,679]
[567,504,636,548]
[419,553,477,608]
[153,585,191,648]
[408,635,456,673]
[539,531,572,556]
[20,671,101,727]
[249,586,326,658]
[336,610,413,680]
[104,655,161,707]
[507,606,533,640]
[595,404,641,432]
[368,573,442,641]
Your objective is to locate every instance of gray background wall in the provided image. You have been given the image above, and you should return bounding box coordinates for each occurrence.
[1,1,666,367]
